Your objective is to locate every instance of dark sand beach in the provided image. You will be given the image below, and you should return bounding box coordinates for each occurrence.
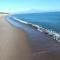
[0,14,60,60]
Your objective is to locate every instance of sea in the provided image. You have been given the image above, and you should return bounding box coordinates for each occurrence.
[12,12,60,34]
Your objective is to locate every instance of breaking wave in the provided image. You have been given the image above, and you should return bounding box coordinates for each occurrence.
[7,15,60,42]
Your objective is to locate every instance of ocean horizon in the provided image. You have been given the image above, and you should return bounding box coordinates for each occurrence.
[12,12,60,34]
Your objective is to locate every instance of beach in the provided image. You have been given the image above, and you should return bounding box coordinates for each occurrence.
[0,14,32,60]
[0,14,60,60]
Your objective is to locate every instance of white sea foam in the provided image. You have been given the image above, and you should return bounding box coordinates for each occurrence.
[9,16,28,24]
[7,16,60,42]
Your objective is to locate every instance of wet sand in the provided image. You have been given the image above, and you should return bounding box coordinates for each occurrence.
[0,14,32,60]
[7,15,60,60]
[0,14,60,60]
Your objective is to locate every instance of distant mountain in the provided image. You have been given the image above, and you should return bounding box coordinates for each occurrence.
[23,9,60,13]
[25,9,41,13]
[18,9,42,14]
[0,12,9,14]
[14,9,60,14]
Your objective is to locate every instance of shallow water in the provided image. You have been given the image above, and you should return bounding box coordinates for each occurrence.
[13,12,60,33]
[6,14,60,60]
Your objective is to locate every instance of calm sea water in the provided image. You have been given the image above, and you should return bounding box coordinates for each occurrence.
[13,12,60,33]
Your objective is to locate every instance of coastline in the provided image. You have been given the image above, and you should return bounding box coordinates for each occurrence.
[6,14,60,60]
[0,14,32,60]
[0,13,60,60]
[7,15,60,42]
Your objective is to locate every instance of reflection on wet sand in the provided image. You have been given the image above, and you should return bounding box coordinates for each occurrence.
[7,14,60,60]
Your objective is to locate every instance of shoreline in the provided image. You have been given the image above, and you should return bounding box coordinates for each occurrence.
[7,15,60,42]
[6,14,60,60]
[0,14,32,60]
[0,14,60,60]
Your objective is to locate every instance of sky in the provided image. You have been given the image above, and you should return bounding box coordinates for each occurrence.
[0,0,60,13]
